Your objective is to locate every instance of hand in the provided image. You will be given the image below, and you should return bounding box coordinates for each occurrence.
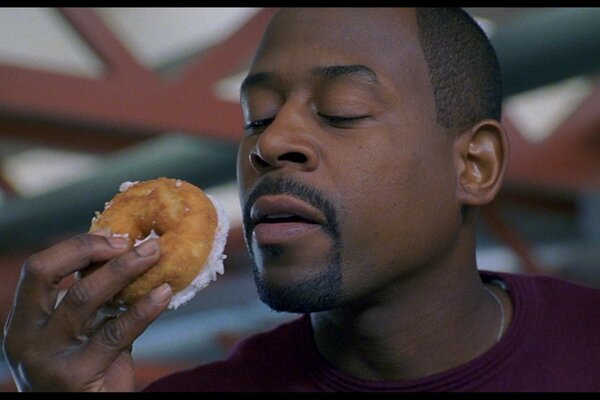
[2,230,172,392]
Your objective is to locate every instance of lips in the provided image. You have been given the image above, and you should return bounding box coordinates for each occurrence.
[249,195,326,245]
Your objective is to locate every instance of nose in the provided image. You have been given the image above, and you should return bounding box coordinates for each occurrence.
[249,106,319,175]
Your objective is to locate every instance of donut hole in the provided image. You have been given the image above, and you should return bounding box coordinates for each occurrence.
[132,217,162,245]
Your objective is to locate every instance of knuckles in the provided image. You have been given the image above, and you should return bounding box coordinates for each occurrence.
[106,254,128,271]
[20,233,100,283]
[94,301,158,353]
[72,232,96,251]
[62,280,93,309]
[21,255,50,284]
[97,317,129,350]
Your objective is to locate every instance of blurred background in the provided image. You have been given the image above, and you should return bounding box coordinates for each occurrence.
[0,7,599,391]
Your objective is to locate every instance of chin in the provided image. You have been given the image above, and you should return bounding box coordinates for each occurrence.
[252,262,342,313]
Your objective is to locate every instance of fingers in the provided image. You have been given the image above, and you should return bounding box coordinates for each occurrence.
[4,234,169,393]
[6,232,131,334]
[83,283,172,365]
[49,240,161,340]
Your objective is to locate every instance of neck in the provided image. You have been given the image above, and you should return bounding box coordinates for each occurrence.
[310,263,506,381]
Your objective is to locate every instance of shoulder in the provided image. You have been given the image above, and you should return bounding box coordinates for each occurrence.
[491,270,600,296]
[482,269,600,321]
[142,315,308,392]
[481,270,600,388]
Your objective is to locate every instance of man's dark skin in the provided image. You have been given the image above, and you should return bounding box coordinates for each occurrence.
[3,8,511,391]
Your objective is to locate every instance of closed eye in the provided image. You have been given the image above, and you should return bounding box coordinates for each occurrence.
[318,113,369,125]
[244,114,368,133]
[244,118,274,133]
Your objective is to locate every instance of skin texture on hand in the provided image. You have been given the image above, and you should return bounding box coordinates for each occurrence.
[2,230,172,391]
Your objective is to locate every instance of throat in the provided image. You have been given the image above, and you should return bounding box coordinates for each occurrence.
[310,310,418,381]
[309,284,506,382]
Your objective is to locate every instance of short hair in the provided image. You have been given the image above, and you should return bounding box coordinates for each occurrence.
[415,8,503,130]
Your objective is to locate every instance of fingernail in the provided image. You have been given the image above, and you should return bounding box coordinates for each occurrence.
[150,283,172,304]
[107,236,129,249]
[135,240,158,256]
[91,227,111,237]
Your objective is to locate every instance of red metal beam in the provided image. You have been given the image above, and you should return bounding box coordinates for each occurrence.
[504,78,600,193]
[495,188,577,215]
[175,8,278,89]
[0,58,244,142]
[483,112,585,276]
[481,202,548,275]
[57,8,155,82]
[0,112,147,153]
[0,8,277,144]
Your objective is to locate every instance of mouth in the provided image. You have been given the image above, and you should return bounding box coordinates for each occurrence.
[249,195,326,245]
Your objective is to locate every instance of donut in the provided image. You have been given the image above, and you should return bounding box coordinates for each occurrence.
[88,177,229,310]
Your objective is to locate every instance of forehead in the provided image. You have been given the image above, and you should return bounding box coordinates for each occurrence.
[248,8,429,93]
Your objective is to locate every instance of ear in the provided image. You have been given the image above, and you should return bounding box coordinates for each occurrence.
[454,120,509,207]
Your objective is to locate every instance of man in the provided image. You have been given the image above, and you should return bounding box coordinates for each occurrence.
[3,8,600,392]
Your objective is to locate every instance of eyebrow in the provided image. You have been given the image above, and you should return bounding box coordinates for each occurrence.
[240,64,379,97]
[311,64,380,85]
[240,72,271,97]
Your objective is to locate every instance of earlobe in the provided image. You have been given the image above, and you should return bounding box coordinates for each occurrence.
[455,120,509,207]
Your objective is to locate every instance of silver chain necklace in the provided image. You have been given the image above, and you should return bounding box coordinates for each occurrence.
[483,285,506,343]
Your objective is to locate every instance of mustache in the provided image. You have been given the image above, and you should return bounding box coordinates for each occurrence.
[242,176,339,238]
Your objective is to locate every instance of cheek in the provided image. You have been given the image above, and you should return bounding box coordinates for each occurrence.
[334,139,459,276]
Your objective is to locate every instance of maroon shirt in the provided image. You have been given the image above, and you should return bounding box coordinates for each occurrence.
[143,271,600,391]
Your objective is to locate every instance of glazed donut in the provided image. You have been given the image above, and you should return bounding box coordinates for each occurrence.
[88,177,229,310]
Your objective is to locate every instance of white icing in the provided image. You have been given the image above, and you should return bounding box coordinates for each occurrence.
[91,211,99,225]
[134,229,159,247]
[168,194,230,310]
[119,181,139,192]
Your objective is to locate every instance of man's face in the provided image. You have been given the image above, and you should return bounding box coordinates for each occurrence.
[237,8,461,312]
